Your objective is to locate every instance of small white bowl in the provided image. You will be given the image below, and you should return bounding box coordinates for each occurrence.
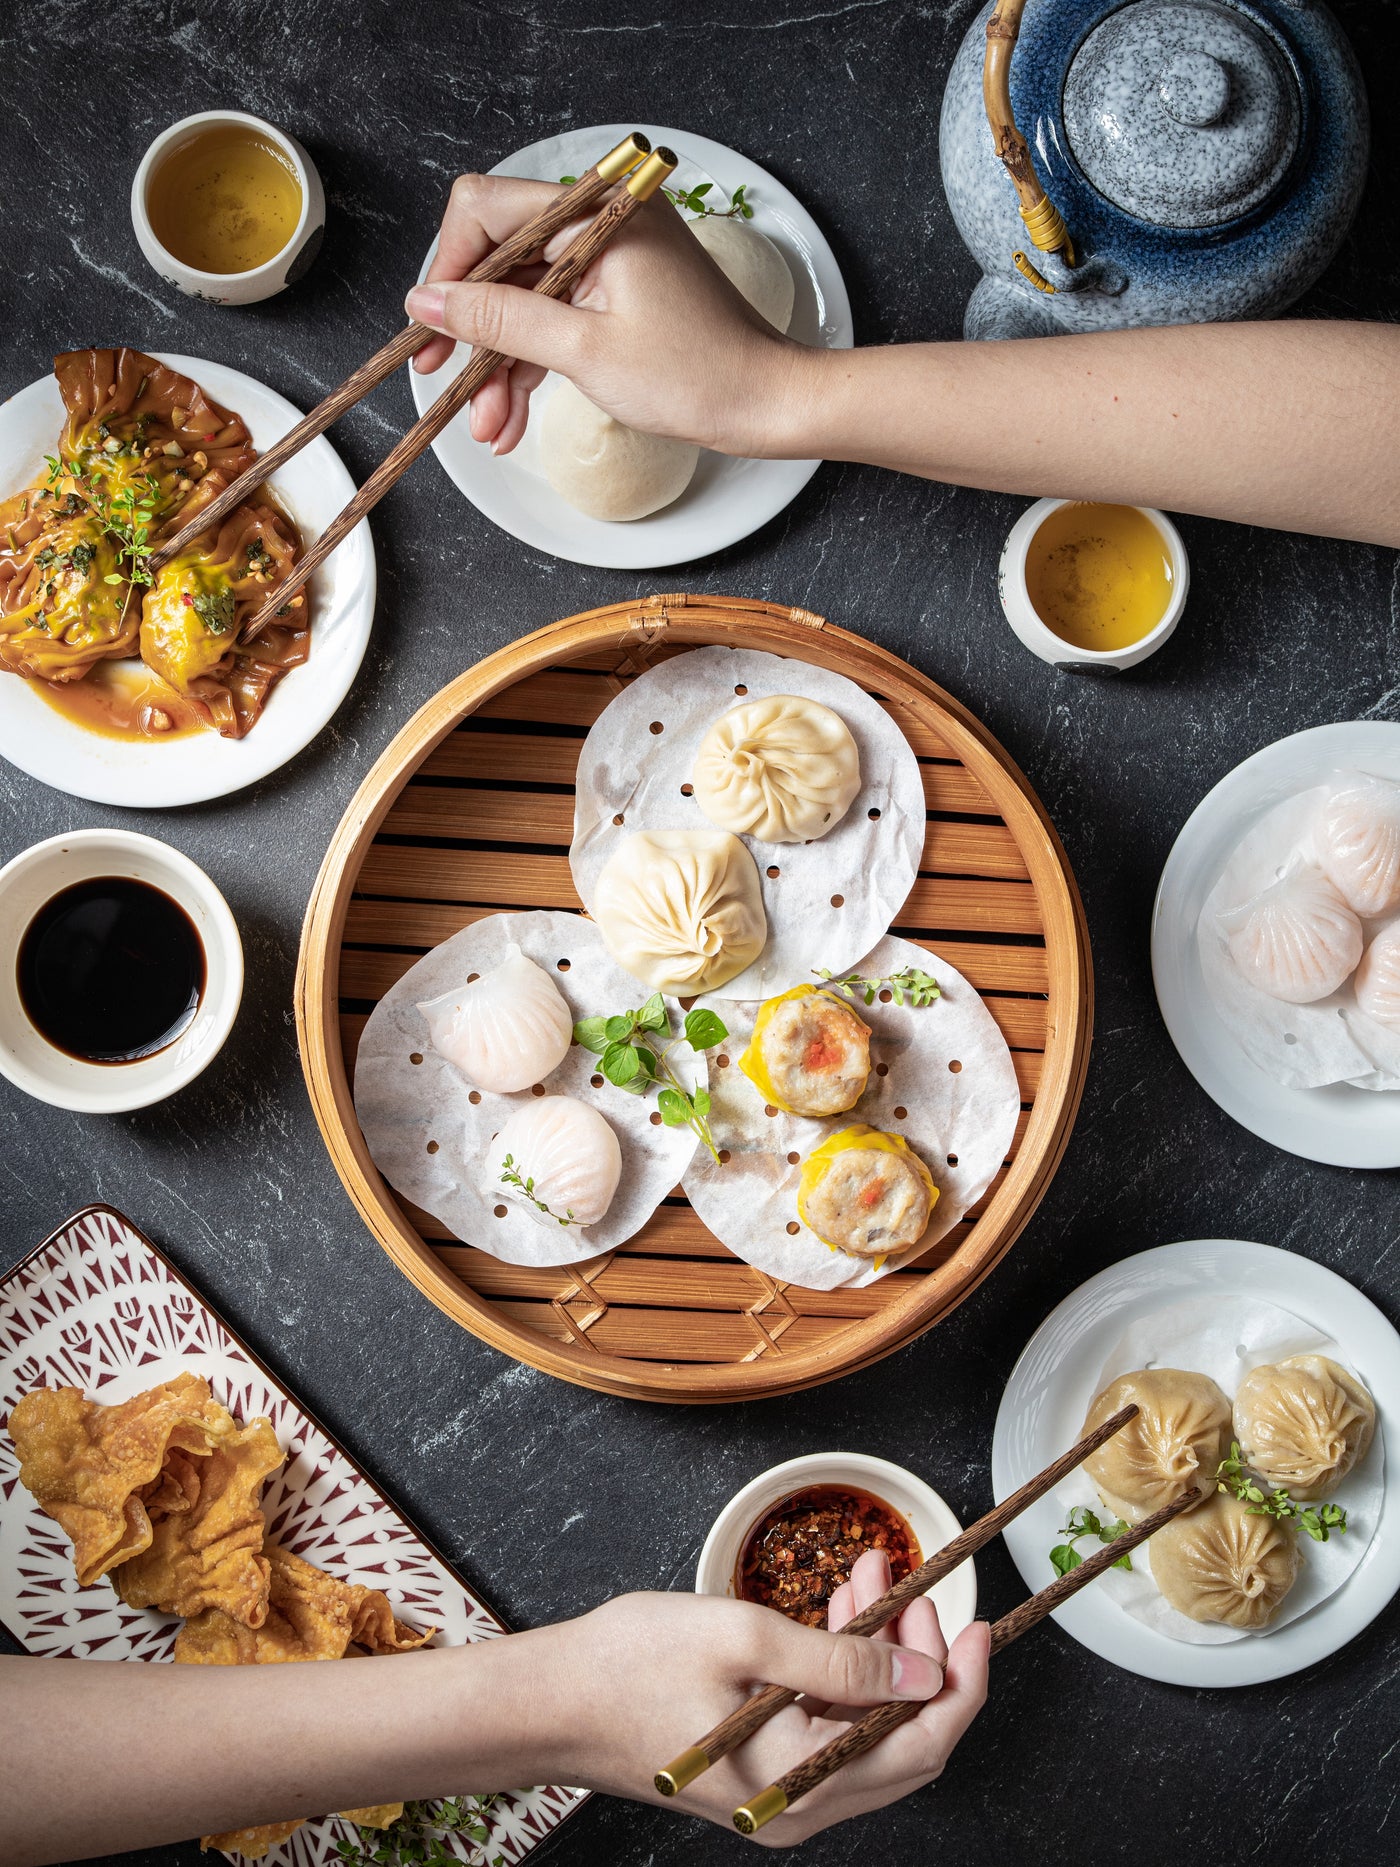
[696,1452,978,1640]
[0,829,243,1113]
[131,110,325,306]
[998,498,1189,673]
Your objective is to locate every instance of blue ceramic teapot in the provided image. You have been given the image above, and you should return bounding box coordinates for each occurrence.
[939,0,1368,338]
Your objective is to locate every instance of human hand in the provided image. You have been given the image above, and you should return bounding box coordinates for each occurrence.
[404,173,813,460]
[553,1549,989,1845]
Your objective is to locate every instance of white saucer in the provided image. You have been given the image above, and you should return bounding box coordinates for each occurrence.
[0,353,375,809]
[992,1239,1400,1687]
[1152,721,1400,1167]
[408,122,853,570]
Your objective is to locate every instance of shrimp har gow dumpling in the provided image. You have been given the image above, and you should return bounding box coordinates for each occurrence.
[484,1095,621,1229]
[691,694,862,844]
[540,379,698,522]
[593,829,766,994]
[1150,1493,1300,1630]
[417,943,573,1094]
[1317,775,1400,918]
[690,215,795,333]
[1354,920,1400,1032]
[1081,1368,1232,1522]
[1234,1354,1376,1500]
[1221,865,1362,1004]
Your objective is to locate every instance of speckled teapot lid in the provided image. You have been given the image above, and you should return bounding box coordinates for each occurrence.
[1063,0,1300,229]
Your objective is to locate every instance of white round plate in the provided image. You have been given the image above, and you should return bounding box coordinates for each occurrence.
[0,353,375,808]
[409,122,853,570]
[992,1239,1400,1687]
[1152,721,1400,1167]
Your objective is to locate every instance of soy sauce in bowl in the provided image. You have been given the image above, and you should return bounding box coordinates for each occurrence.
[17,877,205,1064]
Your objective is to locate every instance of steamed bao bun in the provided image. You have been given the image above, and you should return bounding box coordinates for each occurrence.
[690,215,795,333]
[540,379,699,522]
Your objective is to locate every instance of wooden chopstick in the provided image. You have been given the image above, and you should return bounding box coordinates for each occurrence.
[144,130,652,578]
[654,1403,1141,1800]
[237,142,676,643]
[731,1484,1201,1836]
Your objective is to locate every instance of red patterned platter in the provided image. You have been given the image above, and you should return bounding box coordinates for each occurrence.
[0,1204,587,1866]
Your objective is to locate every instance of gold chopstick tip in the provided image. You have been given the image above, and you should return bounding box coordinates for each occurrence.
[627,148,679,200]
[596,132,652,183]
[733,1786,788,1836]
[654,1746,710,1797]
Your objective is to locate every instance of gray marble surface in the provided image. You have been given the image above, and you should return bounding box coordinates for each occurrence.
[2,2,1398,1863]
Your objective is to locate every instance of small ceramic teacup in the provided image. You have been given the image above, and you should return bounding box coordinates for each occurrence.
[998,497,1189,674]
[695,1450,978,1635]
[131,110,325,306]
[0,829,243,1114]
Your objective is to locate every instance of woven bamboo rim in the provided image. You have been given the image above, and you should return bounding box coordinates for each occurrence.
[295,594,1093,1402]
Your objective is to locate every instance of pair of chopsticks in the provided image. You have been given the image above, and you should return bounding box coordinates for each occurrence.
[654,1404,1199,1836]
[146,132,670,639]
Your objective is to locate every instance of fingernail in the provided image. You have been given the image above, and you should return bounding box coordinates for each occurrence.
[890,1649,943,1699]
[406,284,446,327]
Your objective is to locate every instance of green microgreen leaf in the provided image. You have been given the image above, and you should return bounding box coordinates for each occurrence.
[572,1016,610,1054]
[683,1007,728,1050]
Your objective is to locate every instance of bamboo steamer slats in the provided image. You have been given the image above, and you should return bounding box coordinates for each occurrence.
[297,595,1092,1403]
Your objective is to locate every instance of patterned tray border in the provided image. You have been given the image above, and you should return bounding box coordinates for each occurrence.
[0,1203,587,1866]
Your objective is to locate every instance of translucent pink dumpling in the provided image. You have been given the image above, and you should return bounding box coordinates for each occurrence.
[1317,776,1400,918]
[417,943,572,1093]
[1221,865,1362,1004]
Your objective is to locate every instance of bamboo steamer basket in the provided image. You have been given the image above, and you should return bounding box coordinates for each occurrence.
[296,594,1092,1402]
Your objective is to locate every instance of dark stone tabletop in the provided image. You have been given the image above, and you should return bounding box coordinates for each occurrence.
[2,3,1398,1864]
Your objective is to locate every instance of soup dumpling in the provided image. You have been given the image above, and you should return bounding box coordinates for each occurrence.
[593,829,766,994]
[739,984,872,1116]
[690,215,795,333]
[417,943,573,1094]
[484,1095,621,1229]
[1150,1492,1301,1630]
[691,694,861,845]
[1354,920,1400,1032]
[797,1125,937,1260]
[1082,1368,1232,1523]
[1316,775,1400,918]
[540,379,698,522]
[1221,865,1362,1004]
[1233,1354,1376,1500]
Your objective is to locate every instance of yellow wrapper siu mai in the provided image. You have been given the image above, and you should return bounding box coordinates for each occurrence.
[739,984,872,1117]
[797,1125,938,1260]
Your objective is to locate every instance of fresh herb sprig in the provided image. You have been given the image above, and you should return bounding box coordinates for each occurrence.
[1049,1504,1133,1578]
[1215,1442,1349,1542]
[814,965,942,1009]
[499,1153,574,1227]
[333,1792,510,1867]
[574,995,727,1163]
[45,453,163,589]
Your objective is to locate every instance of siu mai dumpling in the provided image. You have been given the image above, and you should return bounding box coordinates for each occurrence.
[1316,776,1400,918]
[1081,1369,1232,1523]
[1221,865,1362,1004]
[797,1126,937,1260]
[593,829,766,994]
[1150,1493,1300,1630]
[691,694,861,844]
[739,984,872,1116]
[1233,1354,1376,1499]
[417,944,573,1094]
[484,1096,621,1229]
[1354,920,1400,1032]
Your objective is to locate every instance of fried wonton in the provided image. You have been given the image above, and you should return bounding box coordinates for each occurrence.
[7,1374,242,1587]
[174,1544,432,1666]
[112,1415,283,1627]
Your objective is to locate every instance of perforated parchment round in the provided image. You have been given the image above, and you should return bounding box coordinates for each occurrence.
[353,911,701,1267]
[681,935,1021,1290]
[570,647,926,998]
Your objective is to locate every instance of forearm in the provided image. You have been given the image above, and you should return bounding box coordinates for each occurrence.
[2,1632,582,1866]
[780,321,1400,547]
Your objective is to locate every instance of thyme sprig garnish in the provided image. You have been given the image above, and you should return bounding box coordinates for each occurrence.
[1215,1442,1349,1542]
[499,1153,575,1227]
[574,995,727,1163]
[814,965,942,1008]
[1049,1504,1133,1578]
[333,1792,511,1867]
[45,453,163,589]
[558,176,753,219]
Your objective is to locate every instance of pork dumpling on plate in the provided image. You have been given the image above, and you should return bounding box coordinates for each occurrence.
[1220,864,1362,1004]
[1149,1493,1301,1630]
[796,1125,937,1260]
[739,984,872,1116]
[540,379,699,522]
[483,1095,621,1229]
[592,828,766,994]
[1354,920,1400,1031]
[1316,775,1400,918]
[1233,1354,1376,1499]
[417,943,573,1094]
[691,694,861,844]
[689,215,795,333]
[1081,1369,1232,1523]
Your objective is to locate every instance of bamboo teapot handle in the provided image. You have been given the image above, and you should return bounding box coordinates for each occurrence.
[984,0,1077,288]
